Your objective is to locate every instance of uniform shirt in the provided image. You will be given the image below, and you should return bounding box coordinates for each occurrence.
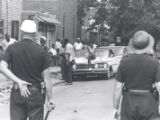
[2,39,50,84]
[2,38,17,51]
[73,42,83,50]
[49,48,57,56]
[115,54,160,90]
[65,43,75,62]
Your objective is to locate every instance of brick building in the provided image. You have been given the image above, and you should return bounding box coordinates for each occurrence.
[22,0,78,44]
[0,0,22,41]
[0,0,78,45]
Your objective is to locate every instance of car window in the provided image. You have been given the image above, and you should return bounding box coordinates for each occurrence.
[95,48,110,57]
[75,49,88,57]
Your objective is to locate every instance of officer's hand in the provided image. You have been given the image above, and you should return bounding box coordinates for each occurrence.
[47,100,55,111]
[18,80,32,98]
[113,108,120,120]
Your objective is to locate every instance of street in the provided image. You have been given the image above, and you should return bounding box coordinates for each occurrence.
[0,73,116,120]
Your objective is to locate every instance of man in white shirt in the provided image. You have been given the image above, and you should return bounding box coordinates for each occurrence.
[49,44,57,66]
[63,38,75,85]
[55,39,62,53]
[2,33,17,51]
[73,38,83,50]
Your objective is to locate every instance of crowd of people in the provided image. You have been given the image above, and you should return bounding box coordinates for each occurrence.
[38,36,98,85]
[0,19,160,120]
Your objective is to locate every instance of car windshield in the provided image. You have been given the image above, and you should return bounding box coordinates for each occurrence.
[95,48,110,57]
[113,47,124,56]
[75,49,88,57]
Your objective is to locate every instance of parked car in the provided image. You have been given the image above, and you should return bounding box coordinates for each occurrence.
[72,47,113,80]
[105,46,132,74]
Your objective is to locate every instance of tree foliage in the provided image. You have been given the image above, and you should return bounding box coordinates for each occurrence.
[109,0,160,45]
[77,0,97,25]
[77,0,160,45]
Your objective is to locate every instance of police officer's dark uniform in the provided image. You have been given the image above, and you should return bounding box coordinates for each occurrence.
[2,20,51,120]
[114,31,160,120]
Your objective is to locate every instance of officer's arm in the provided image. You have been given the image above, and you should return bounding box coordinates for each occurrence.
[113,58,124,110]
[156,82,160,105]
[42,67,55,111]
[42,67,53,101]
[155,62,160,105]
[113,81,123,109]
[0,60,23,83]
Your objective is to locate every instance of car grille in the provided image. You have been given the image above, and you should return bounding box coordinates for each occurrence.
[77,64,94,69]
[98,63,105,68]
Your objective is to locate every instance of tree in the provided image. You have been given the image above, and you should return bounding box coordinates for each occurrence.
[77,0,160,45]
[104,0,160,45]
[77,0,97,25]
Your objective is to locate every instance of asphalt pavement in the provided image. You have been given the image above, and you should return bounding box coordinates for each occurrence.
[0,72,116,120]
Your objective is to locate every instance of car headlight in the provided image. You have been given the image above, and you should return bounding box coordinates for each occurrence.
[72,64,77,69]
[103,63,108,68]
[94,64,98,69]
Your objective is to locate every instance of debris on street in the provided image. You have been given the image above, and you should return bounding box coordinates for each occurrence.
[0,74,12,105]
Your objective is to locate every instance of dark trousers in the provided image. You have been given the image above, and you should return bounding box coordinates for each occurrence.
[64,62,72,83]
[61,58,66,80]
[61,57,73,83]
[51,56,58,66]
[121,92,159,120]
[10,86,45,120]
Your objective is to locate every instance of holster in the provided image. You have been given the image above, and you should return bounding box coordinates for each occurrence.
[152,88,159,102]
[122,86,128,95]
[40,82,46,95]
[13,82,46,95]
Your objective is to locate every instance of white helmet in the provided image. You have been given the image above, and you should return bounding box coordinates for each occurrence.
[20,20,37,33]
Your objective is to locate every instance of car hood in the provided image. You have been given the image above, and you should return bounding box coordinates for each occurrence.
[106,56,123,65]
[75,56,123,65]
[75,56,108,64]
[75,57,88,64]
[91,56,109,64]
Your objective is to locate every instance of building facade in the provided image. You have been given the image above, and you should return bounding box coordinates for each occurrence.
[0,0,78,44]
[0,0,22,41]
[22,0,78,44]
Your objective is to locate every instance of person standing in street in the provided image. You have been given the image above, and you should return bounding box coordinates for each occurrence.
[113,31,160,120]
[2,33,17,51]
[55,39,62,53]
[73,38,83,51]
[0,20,55,120]
[59,39,66,81]
[49,43,57,66]
[40,36,49,52]
[63,38,75,85]
[87,42,96,68]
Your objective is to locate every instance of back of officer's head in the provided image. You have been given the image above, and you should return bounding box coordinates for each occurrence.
[20,20,37,40]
